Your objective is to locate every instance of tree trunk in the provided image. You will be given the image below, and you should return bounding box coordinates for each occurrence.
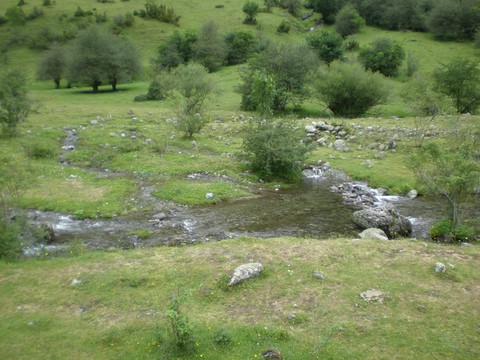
[54,78,60,89]
[92,80,101,92]
[111,79,117,91]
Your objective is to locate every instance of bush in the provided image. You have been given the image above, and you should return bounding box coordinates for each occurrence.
[0,220,22,261]
[475,29,480,48]
[281,0,302,16]
[430,219,474,242]
[433,58,480,114]
[306,31,344,64]
[406,52,419,77]
[224,31,257,65]
[155,30,197,70]
[344,38,359,51]
[24,142,56,159]
[243,1,260,24]
[239,42,318,111]
[176,113,209,138]
[5,6,26,26]
[276,20,290,33]
[359,38,405,77]
[313,61,389,118]
[427,0,480,40]
[166,295,195,351]
[192,21,226,72]
[242,118,311,182]
[335,4,365,37]
[142,1,180,24]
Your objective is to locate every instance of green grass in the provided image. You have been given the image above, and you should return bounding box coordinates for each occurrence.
[0,0,479,214]
[1,237,479,359]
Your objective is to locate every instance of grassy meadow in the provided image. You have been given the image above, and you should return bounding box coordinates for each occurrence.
[1,237,480,359]
[0,1,480,358]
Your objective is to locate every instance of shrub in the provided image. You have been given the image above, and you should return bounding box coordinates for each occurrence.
[239,42,319,111]
[5,6,26,26]
[0,220,22,261]
[335,4,365,37]
[281,0,302,16]
[276,20,290,33]
[224,31,257,65]
[24,142,56,159]
[475,29,480,48]
[344,38,359,51]
[243,1,260,24]
[176,113,209,138]
[358,38,405,77]
[165,295,195,351]
[141,1,180,24]
[433,58,480,114]
[26,6,44,21]
[430,219,474,242]
[42,0,52,6]
[427,0,480,40]
[406,52,419,78]
[155,30,197,70]
[313,61,389,118]
[192,21,226,72]
[242,118,311,182]
[306,31,344,64]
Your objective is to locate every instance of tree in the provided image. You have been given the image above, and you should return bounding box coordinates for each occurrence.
[243,1,260,24]
[67,26,140,92]
[192,21,227,72]
[5,6,26,26]
[37,43,66,89]
[335,4,365,37]
[306,30,344,64]
[172,63,215,137]
[242,118,311,182]
[433,58,480,114]
[0,70,31,137]
[281,0,302,15]
[155,30,197,71]
[224,31,257,65]
[306,0,343,23]
[409,124,480,241]
[239,42,319,111]
[427,0,480,40]
[313,61,389,117]
[358,38,405,77]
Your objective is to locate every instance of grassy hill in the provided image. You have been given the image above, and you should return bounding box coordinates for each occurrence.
[1,237,479,359]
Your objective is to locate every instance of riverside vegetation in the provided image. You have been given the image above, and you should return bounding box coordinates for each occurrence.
[0,0,479,358]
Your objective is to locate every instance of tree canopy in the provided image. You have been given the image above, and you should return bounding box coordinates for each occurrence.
[67,26,140,92]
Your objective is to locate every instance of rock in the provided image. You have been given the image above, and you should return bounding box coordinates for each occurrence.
[312,271,326,280]
[152,212,167,221]
[71,278,83,287]
[262,348,282,359]
[228,263,264,286]
[333,139,347,151]
[353,204,412,238]
[305,124,316,134]
[360,289,385,303]
[359,228,389,241]
[206,193,214,199]
[406,189,418,199]
[375,151,387,159]
[434,262,446,273]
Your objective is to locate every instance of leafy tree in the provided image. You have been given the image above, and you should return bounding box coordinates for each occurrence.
[134,71,174,102]
[37,43,66,89]
[277,20,291,33]
[380,0,426,31]
[192,21,227,72]
[335,4,365,37]
[243,1,260,24]
[358,38,405,77]
[172,63,215,137]
[306,0,343,23]
[306,31,344,64]
[242,118,311,182]
[409,123,480,241]
[250,70,277,118]
[0,70,31,136]
[224,31,257,65]
[433,58,480,114]
[281,0,302,15]
[67,26,140,92]
[239,42,318,111]
[427,0,480,40]
[155,30,197,71]
[5,6,26,26]
[313,61,389,117]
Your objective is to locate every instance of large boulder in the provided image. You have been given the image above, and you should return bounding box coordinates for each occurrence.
[353,204,412,239]
[228,263,264,286]
[359,228,389,241]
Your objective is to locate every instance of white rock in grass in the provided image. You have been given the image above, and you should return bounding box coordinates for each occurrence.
[359,228,389,241]
[434,262,446,273]
[228,263,264,286]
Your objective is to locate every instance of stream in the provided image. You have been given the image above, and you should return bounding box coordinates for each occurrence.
[23,171,447,255]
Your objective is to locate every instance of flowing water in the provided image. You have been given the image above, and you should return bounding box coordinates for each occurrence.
[24,173,459,255]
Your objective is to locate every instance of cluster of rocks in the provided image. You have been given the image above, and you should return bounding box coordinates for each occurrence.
[329,181,413,239]
[305,120,354,149]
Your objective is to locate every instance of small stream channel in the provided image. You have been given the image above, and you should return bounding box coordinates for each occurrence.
[24,171,445,255]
